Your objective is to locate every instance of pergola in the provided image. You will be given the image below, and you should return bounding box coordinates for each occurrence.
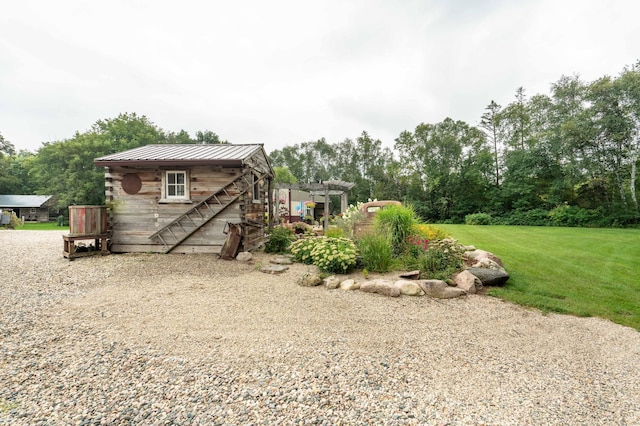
[276,180,355,229]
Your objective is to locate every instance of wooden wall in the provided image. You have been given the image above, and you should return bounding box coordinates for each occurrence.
[105,156,271,254]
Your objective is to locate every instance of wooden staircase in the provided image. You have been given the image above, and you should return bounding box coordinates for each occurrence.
[149,171,257,253]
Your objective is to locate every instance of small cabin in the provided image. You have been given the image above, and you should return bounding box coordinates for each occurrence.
[94,144,274,254]
[0,195,55,222]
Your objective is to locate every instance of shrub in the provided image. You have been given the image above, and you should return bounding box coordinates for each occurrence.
[324,227,344,239]
[412,223,449,241]
[417,239,465,281]
[357,234,394,273]
[310,237,358,274]
[264,226,295,253]
[289,237,317,264]
[465,213,492,225]
[375,204,417,255]
[334,202,365,238]
[548,205,602,227]
[291,221,312,235]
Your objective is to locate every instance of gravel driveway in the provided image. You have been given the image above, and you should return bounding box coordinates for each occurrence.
[1,230,639,425]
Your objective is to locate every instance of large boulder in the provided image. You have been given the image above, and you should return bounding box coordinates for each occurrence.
[466,267,509,286]
[418,280,467,299]
[452,270,482,294]
[298,272,323,287]
[339,279,360,290]
[236,252,253,262]
[472,258,507,273]
[324,275,342,289]
[394,280,424,296]
[464,249,504,267]
[360,279,401,297]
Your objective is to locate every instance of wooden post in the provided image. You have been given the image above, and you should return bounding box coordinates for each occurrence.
[324,186,330,230]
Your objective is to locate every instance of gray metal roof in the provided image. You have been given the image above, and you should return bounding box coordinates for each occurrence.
[94,144,266,167]
[0,195,53,208]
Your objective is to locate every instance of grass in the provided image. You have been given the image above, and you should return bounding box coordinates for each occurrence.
[437,224,640,331]
[11,221,69,231]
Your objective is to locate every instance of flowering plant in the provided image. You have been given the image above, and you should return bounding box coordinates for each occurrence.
[289,237,317,264]
[310,237,358,274]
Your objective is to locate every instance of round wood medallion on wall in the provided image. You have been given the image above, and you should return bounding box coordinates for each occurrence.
[122,173,142,195]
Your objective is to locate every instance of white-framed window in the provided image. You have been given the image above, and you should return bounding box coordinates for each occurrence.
[29,208,37,214]
[252,174,261,202]
[161,170,190,202]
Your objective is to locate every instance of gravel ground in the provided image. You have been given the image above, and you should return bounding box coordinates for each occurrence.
[1,230,639,425]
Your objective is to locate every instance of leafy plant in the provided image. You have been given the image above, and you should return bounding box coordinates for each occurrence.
[465,213,493,225]
[264,226,295,253]
[310,237,358,274]
[289,237,317,264]
[334,202,365,238]
[374,204,417,255]
[324,227,344,238]
[291,221,312,235]
[417,239,465,280]
[357,234,394,272]
[412,223,450,240]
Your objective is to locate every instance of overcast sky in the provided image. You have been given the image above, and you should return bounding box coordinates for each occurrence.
[1,0,638,154]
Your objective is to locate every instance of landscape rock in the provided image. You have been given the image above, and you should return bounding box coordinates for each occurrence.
[270,255,293,265]
[260,265,289,274]
[298,272,323,287]
[324,275,341,289]
[472,258,507,272]
[359,279,401,297]
[236,252,253,262]
[464,249,504,267]
[452,270,482,294]
[399,270,421,280]
[418,279,467,299]
[467,267,510,286]
[394,280,424,296]
[339,279,359,290]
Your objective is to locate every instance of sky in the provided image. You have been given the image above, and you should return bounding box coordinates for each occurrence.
[1,0,638,154]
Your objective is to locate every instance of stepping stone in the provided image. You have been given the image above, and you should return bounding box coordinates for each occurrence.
[270,255,293,265]
[260,265,289,274]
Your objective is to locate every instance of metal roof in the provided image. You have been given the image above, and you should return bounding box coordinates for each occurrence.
[94,144,266,167]
[0,195,53,208]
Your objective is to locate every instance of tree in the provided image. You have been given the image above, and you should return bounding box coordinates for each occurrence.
[273,166,298,184]
[30,114,165,208]
[395,118,488,221]
[480,101,503,187]
[0,132,16,156]
[195,130,228,144]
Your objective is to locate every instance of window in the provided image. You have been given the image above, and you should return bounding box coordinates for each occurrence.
[161,170,190,202]
[30,208,37,214]
[252,174,261,202]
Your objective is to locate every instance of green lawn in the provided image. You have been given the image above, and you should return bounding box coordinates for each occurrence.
[438,224,640,331]
[13,222,69,231]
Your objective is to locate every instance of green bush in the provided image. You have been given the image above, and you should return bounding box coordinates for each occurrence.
[310,237,358,274]
[465,213,492,225]
[417,239,465,281]
[334,202,364,238]
[357,234,394,273]
[289,237,317,264]
[292,221,312,235]
[324,227,344,238]
[264,226,295,253]
[548,205,603,227]
[375,204,417,255]
[494,208,550,226]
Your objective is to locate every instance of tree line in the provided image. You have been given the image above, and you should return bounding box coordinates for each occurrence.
[0,113,227,212]
[270,63,640,227]
[1,63,639,226]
